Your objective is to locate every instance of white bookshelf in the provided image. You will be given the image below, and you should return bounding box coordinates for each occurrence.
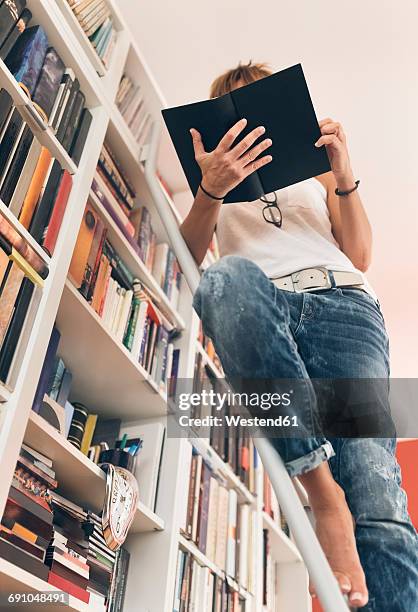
[0,1,311,611]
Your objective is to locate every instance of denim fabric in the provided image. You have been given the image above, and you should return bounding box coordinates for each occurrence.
[194,255,418,611]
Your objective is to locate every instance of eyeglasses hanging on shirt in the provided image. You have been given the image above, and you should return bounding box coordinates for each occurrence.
[260,192,282,228]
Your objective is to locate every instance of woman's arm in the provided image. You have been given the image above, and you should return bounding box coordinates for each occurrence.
[315,119,372,272]
[180,119,273,265]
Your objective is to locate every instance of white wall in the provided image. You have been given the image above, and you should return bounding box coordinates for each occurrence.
[120,0,418,376]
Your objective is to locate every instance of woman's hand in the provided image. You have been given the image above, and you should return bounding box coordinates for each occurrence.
[315,118,355,188]
[190,118,273,199]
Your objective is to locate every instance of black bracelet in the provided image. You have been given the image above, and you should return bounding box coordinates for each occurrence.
[335,180,360,197]
[199,181,226,200]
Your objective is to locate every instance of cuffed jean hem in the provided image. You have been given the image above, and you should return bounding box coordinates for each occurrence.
[284,440,335,478]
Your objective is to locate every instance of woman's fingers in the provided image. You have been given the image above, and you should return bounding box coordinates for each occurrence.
[217,118,248,152]
[315,134,342,148]
[320,121,341,135]
[229,125,266,159]
[239,137,272,166]
[190,128,205,158]
[242,153,273,177]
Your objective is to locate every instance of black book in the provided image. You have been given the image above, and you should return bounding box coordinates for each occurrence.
[0,107,24,181]
[0,123,33,205]
[0,0,26,48]
[62,90,85,152]
[50,72,73,132]
[32,47,66,119]
[162,63,330,203]
[0,8,32,61]
[0,538,49,582]
[56,77,80,144]
[0,89,13,135]
[29,160,62,242]
[69,107,92,165]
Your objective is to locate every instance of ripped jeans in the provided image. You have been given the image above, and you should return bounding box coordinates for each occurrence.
[193,255,418,612]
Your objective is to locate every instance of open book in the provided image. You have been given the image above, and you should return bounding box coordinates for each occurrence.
[162,64,330,203]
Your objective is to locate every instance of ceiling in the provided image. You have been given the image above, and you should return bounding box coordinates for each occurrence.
[120,0,418,376]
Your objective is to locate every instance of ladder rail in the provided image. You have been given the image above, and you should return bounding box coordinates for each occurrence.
[144,121,350,612]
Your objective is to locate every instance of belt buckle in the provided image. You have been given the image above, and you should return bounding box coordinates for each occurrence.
[292,267,332,293]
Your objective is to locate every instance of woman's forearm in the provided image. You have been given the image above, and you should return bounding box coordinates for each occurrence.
[180,187,223,265]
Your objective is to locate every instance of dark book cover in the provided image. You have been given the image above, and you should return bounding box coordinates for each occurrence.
[56,368,72,407]
[47,560,88,590]
[69,107,92,165]
[8,484,52,525]
[42,169,72,256]
[90,417,121,449]
[79,213,105,300]
[32,47,66,119]
[162,63,330,203]
[56,78,80,144]
[0,0,26,48]
[0,123,33,205]
[29,159,63,243]
[0,107,24,180]
[50,72,73,132]
[0,88,13,133]
[6,25,48,96]
[0,8,32,61]
[31,325,61,413]
[2,498,54,542]
[0,537,49,581]
[62,90,85,152]
[110,548,130,612]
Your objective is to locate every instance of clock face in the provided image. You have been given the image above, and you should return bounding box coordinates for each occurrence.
[103,465,138,549]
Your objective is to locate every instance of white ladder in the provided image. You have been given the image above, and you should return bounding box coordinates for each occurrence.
[144,122,350,612]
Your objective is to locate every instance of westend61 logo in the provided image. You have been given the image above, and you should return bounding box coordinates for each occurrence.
[178,389,292,412]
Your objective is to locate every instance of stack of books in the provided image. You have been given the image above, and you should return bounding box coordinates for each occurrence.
[0,444,55,583]
[173,551,246,612]
[116,75,152,147]
[65,0,116,69]
[181,450,257,592]
[69,201,180,392]
[2,22,92,165]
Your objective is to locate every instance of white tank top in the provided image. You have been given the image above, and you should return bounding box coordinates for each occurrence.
[216,178,376,296]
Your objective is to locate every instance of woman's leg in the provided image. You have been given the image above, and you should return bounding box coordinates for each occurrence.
[294,287,418,611]
[193,256,368,605]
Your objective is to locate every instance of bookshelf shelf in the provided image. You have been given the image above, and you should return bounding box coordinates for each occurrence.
[0,199,51,267]
[0,60,78,175]
[0,558,89,611]
[24,411,164,533]
[191,438,256,506]
[56,281,169,420]
[262,511,302,564]
[88,189,185,330]
[178,535,254,601]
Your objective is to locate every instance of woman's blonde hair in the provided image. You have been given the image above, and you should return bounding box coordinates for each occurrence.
[209,60,272,98]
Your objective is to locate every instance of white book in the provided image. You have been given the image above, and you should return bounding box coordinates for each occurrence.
[111,286,125,334]
[119,421,165,511]
[215,485,229,571]
[123,90,143,125]
[101,277,114,325]
[152,243,169,288]
[196,566,209,611]
[116,288,133,341]
[238,504,249,589]
[205,572,214,612]
[8,138,42,217]
[178,442,192,534]
[189,560,200,612]
[205,477,219,563]
[191,454,203,542]
[131,299,148,360]
[135,112,152,145]
[226,489,238,578]
[21,443,53,468]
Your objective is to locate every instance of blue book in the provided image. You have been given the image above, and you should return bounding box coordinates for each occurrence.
[6,25,48,95]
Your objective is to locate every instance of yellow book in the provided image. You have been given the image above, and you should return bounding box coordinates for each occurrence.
[80,414,98,455]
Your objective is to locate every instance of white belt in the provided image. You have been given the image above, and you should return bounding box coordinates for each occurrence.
[271,267,366,293]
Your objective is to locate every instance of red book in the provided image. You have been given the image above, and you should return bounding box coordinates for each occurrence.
[48,571,90,604]
[42,171,73,256]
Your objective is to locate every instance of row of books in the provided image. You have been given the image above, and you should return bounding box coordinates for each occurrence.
[262,468,290,538]
[31,324,167,513]
[197,322,224,375]
[0,90,74,253]
[2,20,92,164]
[69,201,181,392]
[173,551,246,612]
[0,0,32,62]
[0,442,129,610]
[181,449,257,593]
[66,0,116,69]
[116,74,152,147]
[92,146,182,310]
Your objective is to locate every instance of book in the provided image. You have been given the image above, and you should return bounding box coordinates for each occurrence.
[42,169,73,256]
[50,70,74,132]
[62,90,85,152]
[69,107,92,165]
[32,47,66,119]
[48,570,90,604]
[6,25,49,97]
[0,0,26,48]
[2,498,54,542]
[0,107,24,182]
[8,483,52,524]
[69,202,98,288]
[0,89,13,134]
[31,326,61,413]
[0,261,24,348]
[19,147,53,228]
[29,160,63,243]
[0,124,34,206]
[0,8,32,61]
[8,137,42,218]
[162,63,331,203]
[0,524,45,561]
[226,489,238,578]
[0,537,49,581]
[79,210,105,299]
[56,77,80,144]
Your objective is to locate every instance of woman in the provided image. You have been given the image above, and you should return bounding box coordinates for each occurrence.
[180,62,418,610]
